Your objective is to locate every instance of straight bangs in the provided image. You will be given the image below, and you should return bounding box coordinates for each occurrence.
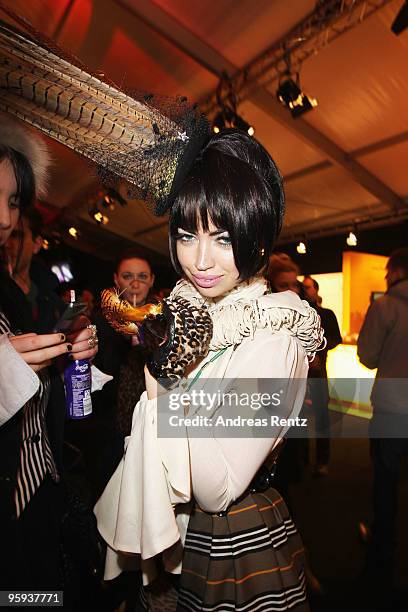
[170,155,242,236]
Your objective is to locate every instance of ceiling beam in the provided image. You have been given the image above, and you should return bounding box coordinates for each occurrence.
[251,89,405,213]
[278,209,408,245]
[116,0,235,75]
[285,130,408,183]
[115,0,405,214]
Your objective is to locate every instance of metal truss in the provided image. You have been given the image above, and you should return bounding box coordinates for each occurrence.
[201,0,395,115]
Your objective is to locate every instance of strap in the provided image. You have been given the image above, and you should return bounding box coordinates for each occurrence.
[187,347,228,392]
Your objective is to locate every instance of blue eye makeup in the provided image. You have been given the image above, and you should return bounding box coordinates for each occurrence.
[217,234,232,246]
[175,229,195,242]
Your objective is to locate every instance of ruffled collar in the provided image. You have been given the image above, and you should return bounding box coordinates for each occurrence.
[168,277,325,357]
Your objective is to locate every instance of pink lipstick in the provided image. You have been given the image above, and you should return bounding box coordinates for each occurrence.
[192,274,223,288]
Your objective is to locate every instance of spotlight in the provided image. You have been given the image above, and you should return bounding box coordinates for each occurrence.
[213,72,255,135]
[346,231,357,247]
[212,112,225,134]
[94,212,109,225]
[89,208,109,225]
[233,114,255,137]
[89,207,99,222]
[104,188,127,208]
[103,195,115,211]
[212,111,255,136]
[296,241,307,254]
[277,75,317,118]
[68,226,78,239]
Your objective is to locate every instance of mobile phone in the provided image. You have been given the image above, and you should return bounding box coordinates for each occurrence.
[53,302,87,333]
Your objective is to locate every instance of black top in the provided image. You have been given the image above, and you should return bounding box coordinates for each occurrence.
[0,277,65,522]
[310,305,342,377]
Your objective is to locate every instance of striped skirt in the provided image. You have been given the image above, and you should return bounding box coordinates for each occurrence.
[177,487,309,612]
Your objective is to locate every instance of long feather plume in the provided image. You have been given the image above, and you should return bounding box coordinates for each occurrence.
[0,15,209,212]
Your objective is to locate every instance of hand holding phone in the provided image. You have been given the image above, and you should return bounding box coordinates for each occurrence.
[53,302,87,333]
[10,332,72,372]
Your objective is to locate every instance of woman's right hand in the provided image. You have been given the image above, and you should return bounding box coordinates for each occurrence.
[9,333,73,372]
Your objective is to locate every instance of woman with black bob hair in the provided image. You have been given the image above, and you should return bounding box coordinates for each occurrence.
[96,129,324,612]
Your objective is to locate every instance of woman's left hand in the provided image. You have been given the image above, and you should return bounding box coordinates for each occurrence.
[66,315,99,361]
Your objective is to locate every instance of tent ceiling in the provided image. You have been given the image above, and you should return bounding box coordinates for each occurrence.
[1,0,407,257]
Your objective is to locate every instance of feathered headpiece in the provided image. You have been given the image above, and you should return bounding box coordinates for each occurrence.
[0,11,210,214]
[0,113,51,197]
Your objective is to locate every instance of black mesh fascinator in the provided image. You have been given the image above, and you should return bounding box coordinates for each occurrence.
[0,11,210,215]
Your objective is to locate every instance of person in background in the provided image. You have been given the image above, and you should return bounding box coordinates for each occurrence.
[268,262,323,596]
[4,206,64,332]
[268,252,301,294]
[74,250,156,502]
[267,253,306,498]
[62,252,157,610]
[302,275,342,476]
[357,247,408,591]
[113,251,155,311]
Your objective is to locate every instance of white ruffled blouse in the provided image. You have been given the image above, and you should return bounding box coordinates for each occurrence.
[94,278,324,582]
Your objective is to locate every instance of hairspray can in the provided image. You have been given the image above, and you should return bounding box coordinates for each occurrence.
[64,290,92,419]
[64,358,93,419]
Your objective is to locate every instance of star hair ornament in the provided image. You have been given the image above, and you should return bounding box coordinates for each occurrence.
[0,6,212,386]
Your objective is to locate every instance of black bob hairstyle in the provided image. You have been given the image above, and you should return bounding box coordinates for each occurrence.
[169,129,285,282]
[0,144,36,211]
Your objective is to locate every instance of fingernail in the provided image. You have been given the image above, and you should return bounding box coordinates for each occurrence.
[66,343,73,352]
[69,354,75,360]
[60,334,66,342]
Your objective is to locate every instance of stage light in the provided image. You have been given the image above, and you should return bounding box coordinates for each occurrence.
[93,211,109,225]
[212,75,255,135]
[346,231,357,247]
[277,75,317,118]
[212,112,225,134]
[89,208,109,225]
[103,195,115,211]
[68,226,78,239]
[102,188,127,210]
[89,208,99,222]
[212,111,255,136]
[233,114,255,137]
[296,241,307,254]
